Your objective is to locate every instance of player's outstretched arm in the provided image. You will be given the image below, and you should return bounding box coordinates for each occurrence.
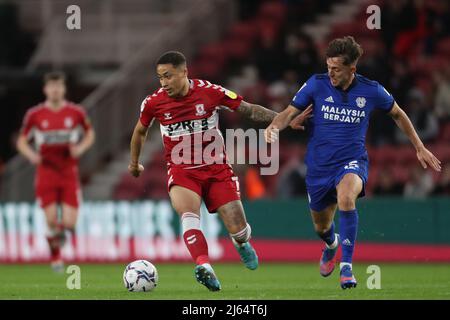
[237,100,312,129]
[236,100,278,123]
[265,105,312,143]
[16,134,41,165]
[128,119,152,177]
[389,102,441,172]
[287,105,313,130]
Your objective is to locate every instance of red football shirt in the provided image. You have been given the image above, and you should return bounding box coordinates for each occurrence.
[139,79,243,169]
[20,101,91,172]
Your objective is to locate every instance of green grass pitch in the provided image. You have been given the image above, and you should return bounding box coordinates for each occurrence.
[0,263,449,299]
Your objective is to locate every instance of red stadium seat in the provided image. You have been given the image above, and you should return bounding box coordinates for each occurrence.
[366,145,376,161]
[371,145,398,165]
[113,173,147,200]
[409,56,449,75]
[116,172,147,191]
[145,187,169,200]
[366,165,380,192]
[187,64,201,79]
[258,2,287,23]
[198,43,228,68]
[329,22,375,40]
[431,167,442,183]
[391,164,410,184]
[357,38,385,58]
[439,123,450,142]
[429,144,450,163]
[414,77,434,95]
[228,22,259,44]
[147,159,165,169]
[436,37,450,56]
[194,58,224,80]
[258,19,282,42]
[142,167,167,186]
[114,188,142,200]
[223,38,253,60]
[395,145,418,165]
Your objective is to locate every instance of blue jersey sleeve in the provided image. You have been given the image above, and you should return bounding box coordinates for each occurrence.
[291,76,316,110]
[375,83,395,112]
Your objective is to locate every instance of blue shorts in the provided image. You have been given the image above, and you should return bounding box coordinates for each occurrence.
[305,159,369,212]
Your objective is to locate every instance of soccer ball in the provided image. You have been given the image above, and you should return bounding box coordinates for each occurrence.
[123,260,158,292]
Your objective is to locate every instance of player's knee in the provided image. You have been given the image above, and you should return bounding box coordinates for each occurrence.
[171,201,197,216]
[337,194,356,211]
[46,218,59,230]
[62,221,76,232]
[230,223,251,244]
[62,209,78,230]
[44,211,58,227]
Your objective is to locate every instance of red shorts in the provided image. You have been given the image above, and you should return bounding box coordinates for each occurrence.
[35,166,81,209]
[167,164,241,213]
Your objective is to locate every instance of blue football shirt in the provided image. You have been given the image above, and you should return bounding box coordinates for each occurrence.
[291,73,395,175]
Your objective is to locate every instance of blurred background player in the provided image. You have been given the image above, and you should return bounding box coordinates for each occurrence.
[265,36,441,289]
[16,72,95,272]
[128,51,308,291]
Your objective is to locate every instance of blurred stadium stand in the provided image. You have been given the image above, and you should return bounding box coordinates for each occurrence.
[0,0,235,201]
[1,0,449,202]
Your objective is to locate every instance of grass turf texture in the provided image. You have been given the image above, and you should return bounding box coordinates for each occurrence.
[0,263,449,299]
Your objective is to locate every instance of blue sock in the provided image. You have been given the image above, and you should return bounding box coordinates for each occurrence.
[339,209,358,264]
[317,222,336,246]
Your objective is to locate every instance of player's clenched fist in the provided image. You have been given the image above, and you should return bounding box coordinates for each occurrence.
[28,153,42,166]
[69,144,83,158]
[128,163,144,177]
[264,125,279,143]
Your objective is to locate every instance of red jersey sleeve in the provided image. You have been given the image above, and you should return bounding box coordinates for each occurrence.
[75,105,92,131]
[219,86,243,111]
[139,95,155,127]
[207,83,243,111]
[20,108,36,136]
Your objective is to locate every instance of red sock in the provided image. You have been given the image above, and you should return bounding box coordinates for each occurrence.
[183,229,210,265]
[46,235,61,261]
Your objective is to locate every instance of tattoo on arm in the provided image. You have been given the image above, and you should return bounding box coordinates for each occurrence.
[252,104,278,122]
[237,102,253,118]
[238,101,277,123]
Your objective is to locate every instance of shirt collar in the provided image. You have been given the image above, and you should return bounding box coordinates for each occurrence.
[336,74,358,92]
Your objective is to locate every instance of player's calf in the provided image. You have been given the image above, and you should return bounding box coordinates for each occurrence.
[181,212,210,265]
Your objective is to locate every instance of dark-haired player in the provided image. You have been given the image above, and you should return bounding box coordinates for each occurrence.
[265,36,441,289]
[129,51,310,291]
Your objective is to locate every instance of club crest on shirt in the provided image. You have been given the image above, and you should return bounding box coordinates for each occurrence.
[356,97,366,108]
[64,117,73,128]
[42,120,49,128]
[195,104,206,116]
[164,112,172,120]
